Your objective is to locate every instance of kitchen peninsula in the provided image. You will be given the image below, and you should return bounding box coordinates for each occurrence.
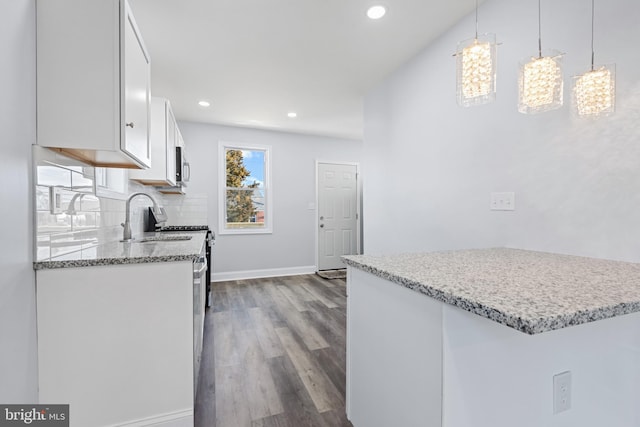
[343,248,640,427]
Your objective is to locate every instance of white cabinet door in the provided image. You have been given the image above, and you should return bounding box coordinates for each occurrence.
[130,97,178,186]
[121,3,151,167]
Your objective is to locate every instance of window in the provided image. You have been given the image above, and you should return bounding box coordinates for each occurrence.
[218,142,272,234]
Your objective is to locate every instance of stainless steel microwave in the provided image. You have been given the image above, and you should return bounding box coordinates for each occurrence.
[176,146,190,186]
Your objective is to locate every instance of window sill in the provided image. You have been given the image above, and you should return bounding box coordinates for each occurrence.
[219,228,273,236]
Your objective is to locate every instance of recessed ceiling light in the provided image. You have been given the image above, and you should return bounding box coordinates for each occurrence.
[287,112,297,118]
[198,100,211,107]
[367,5,386,20]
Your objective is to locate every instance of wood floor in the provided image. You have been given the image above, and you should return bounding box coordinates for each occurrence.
[195,274,353,427]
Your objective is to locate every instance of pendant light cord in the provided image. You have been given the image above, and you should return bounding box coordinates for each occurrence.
[475,0,479,39]
[590,0,595,70]
[537,0,542,58]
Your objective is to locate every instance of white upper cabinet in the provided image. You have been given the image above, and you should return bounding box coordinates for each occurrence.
[36,0,151,169]
[130,97,177,186]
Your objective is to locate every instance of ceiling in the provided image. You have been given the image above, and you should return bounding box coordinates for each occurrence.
[129,0,478,140]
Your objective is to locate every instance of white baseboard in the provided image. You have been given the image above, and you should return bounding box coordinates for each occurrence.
[212,265,316,282]
[112,409,193,427]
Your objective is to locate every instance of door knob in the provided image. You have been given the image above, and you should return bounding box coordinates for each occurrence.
[320,216,324,220]
[320,224,324,228]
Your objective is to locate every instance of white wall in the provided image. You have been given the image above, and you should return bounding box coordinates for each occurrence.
[364,0,640,262]
[179,122,363,279]
[0,0,38,402]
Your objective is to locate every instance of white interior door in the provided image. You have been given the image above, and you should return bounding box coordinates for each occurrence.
[317,163,359,271]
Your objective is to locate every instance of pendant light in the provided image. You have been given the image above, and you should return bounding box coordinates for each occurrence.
[455,0,497,107]
[518,0,563,114]
[573,0,615,117]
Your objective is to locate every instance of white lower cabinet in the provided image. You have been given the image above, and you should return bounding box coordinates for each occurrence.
[36,262,194,427]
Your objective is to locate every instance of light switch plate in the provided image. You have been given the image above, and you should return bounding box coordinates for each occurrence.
[490,192,515,211]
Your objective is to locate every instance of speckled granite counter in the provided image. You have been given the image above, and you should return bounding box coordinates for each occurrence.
[33,231,207,270]
[343,248,640,334]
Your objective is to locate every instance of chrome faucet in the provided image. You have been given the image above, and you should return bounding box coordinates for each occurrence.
[121,192,159,242]
[65,192,86,215]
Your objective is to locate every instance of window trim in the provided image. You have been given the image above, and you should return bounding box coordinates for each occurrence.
[218,141,273,235]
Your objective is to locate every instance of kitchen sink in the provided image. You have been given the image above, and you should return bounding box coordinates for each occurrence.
[134,235,193,243]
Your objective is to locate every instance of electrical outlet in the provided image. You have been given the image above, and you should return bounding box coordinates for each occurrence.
[553,371,572,414]
[490,192,515,211]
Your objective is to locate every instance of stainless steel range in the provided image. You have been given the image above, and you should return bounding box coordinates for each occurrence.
[159,225,215,308]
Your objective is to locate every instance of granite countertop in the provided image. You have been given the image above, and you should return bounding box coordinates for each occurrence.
[34,231,207,270]
[343,248,640,335]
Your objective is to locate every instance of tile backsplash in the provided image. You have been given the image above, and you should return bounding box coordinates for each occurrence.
[34,146,208,261]
[163,192,208,226]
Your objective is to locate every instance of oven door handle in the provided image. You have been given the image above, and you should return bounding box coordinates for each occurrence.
[194,262,207,277]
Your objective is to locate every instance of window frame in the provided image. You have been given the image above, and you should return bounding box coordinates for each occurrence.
[218,141,273,235]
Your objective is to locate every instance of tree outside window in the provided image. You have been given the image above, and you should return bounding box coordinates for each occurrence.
[219,142,271,234]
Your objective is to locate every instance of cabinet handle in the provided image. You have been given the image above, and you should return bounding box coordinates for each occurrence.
[125,122,135,128]
[320,224,325,228]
